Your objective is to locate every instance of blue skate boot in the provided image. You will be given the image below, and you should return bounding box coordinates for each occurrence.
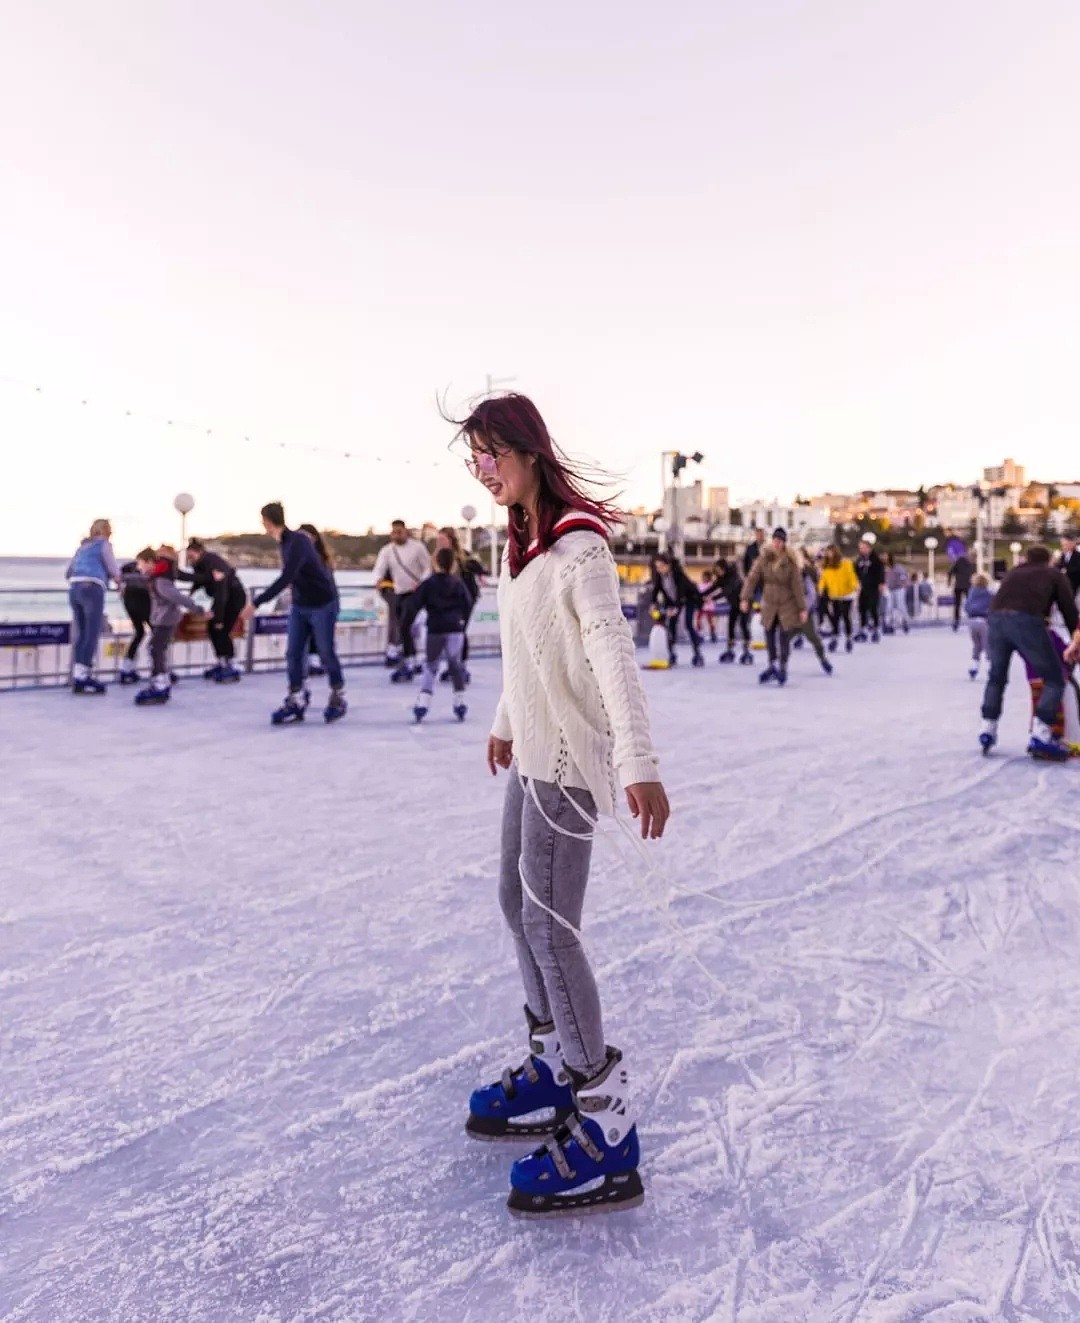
[1028,719,1070,762]
[72,665,107,695]
[979,719,997,755]
[135,676,170,706]
[271,688,309,726]
[466,1008,574,1143]
[323,686,347,723]
[453,701,468,722]
[507,1047,644,1218]
[390,662,414,683]
[215,663,241,683]
[758,664,778,685]
[413,691,431,723]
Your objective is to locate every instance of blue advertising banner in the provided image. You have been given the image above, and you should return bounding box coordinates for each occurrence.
[253,615,290,636]
[0,622,71,647]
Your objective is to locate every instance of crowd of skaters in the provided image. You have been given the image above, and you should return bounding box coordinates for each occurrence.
[55,393,1080,1223]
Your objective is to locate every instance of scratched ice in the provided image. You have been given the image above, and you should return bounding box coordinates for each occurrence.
[2,629,1078,1322]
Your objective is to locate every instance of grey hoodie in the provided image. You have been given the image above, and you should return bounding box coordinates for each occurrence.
[143,570,202,628]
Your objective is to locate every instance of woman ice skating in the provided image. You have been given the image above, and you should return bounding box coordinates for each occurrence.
[818,545,858,653]
[854,536,886,642]
[965,573,992,680]
[979,545,1080,760]
[65,518,123,694]
[740,527,807,685]
[132,546,205,706]
[885,554,911,635]
[650,552,704,667]
[178,539,247,683]
[706,558,753,664]
[451,393,669,1218]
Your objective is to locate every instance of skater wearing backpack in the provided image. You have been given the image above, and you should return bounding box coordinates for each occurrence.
[818,544,858,653]
[740,527,807,685]
[979,546,1080,760]
[650,552,704,666]
[399,547,471,723]
[451,392,669,1218]
[246,503,347,724]
[705,558,752,664]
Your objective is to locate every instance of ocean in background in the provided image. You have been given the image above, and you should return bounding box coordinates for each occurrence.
[0,556,376,623]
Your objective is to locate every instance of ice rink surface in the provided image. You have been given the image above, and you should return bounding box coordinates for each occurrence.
[2,629,1079,1323]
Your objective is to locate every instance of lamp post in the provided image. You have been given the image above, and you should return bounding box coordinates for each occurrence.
[174,493,195,566]
[653,516,667,555]
[461,504,477,555]
[660,450,704,561]
[1010,540,1022,567]
[924,536,938,586]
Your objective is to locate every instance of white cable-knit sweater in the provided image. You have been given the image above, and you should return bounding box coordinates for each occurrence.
[490,512,661,815]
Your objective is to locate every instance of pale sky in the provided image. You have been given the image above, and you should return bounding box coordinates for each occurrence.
[3,1,1079,555]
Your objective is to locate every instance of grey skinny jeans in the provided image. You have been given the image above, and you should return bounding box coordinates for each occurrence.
[499,771,606,1077]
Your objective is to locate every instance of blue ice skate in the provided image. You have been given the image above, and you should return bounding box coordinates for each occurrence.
[1028,734,1070,762]
[466,1009,574,1143]
[72,676,107,696]
[776,668,788,686]
[134,683,170,706]
[271,689,309,725]
[979,720,997,755]
[453,702,468,722]
[507,1049,644,1218]
[758,665,778,685]
[738,648,754,665]
[323,687,347,723]
[203,662,224,680]
[215,664,241,684]
[390,662,415,683]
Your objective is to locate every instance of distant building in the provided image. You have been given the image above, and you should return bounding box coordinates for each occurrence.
[984,458,1025,487]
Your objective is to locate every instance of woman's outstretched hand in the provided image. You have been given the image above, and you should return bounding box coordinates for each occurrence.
[487,736,514,776]
[626,782,671,840]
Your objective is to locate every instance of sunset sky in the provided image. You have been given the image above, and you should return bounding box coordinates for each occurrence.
[3,1,1079,555]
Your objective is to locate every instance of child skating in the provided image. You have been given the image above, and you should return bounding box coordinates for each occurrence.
[965,573,992,680]
[450,393,670,1218]
[133,546,205,706]
[400,547,472,723]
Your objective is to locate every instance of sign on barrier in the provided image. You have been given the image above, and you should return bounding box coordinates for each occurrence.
[0,622,71,647]
[253,615,290,636]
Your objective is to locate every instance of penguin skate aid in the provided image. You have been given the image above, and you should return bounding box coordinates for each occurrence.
[447,390,672,1218]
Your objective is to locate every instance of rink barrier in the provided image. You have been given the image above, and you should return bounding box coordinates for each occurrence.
[0,588,504,692]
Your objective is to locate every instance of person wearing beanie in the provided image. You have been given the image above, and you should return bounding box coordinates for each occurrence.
[739,528,807,685]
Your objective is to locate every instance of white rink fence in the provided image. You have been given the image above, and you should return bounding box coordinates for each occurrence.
[3,586,967,692]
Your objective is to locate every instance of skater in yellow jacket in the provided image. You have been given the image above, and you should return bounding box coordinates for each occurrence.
[818,547,859,654]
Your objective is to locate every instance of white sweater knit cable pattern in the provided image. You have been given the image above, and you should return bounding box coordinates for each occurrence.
[491,523,660,815]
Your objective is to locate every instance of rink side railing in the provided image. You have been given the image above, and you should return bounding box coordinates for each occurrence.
[2,586,963,693]
[0,588,504,692]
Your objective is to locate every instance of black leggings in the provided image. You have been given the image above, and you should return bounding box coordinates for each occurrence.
[765,621,792,670]
[665,604,702,657]
[727,606,751,646]
[829,599,853,639]
[858,592,879,630]
[125,614,149,662]
[953,587,968,627]
[209,587,246,661]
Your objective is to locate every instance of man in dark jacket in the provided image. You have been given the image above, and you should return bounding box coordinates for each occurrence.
[179,539,247,681]
[980,545,1080,760]
[651,553,704,666]
[248,502,346,723]
[854,538,886,642]
[400,547,471,721]
[947,551,974,630]
[1057,535,1080,597]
